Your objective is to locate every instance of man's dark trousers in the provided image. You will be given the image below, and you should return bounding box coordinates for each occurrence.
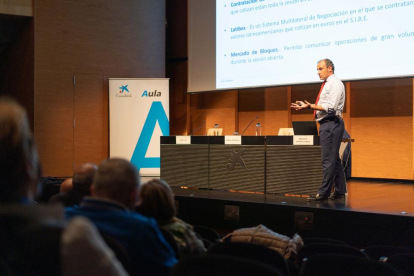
[318,118,347,196]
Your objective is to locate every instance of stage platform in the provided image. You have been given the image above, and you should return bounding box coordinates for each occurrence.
[168,179,414,248]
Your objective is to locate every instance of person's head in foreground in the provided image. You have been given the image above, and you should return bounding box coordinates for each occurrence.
[0,96,41,203]
[136,179,176,222]
[91,158,140,210]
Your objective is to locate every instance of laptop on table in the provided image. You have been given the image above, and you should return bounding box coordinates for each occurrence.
[291,121,318,135]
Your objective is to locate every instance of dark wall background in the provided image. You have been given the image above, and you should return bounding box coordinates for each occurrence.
[33,0,166,176]
[0,15,34,129]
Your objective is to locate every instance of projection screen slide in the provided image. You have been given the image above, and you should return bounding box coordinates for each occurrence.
[188,0,414,93]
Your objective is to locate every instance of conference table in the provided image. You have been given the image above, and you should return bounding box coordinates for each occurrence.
[160,135,323,196]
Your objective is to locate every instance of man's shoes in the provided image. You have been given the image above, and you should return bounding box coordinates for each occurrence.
[307,194,329,202]
[329,193,346,200]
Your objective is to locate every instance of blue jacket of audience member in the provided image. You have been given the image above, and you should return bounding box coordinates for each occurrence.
[65,197,177,276]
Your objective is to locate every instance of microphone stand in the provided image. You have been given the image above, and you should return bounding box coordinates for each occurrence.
[241,116,258,136]
[190,121,205,136]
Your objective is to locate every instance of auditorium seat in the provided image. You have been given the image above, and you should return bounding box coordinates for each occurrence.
[303,237,348,246]
[193,226,221,244]
[298,243,367,266]
[36,177,64,202]
[361,245,414,261]
[286,260,300,276]
[0,257,13,276]
[386,253,414,276]
[100,232,131,274]
[207,242,289,276]
[0,206,63,276]
[199,238,213,249]
[301,254,400,276]
[171,255,285,276]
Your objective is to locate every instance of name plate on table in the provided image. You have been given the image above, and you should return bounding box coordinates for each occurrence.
[293,135,314,146]
[176,136,191,144]
[225,136,242,145]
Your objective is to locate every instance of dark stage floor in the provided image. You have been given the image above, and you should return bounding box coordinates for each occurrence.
[141,178,414,247]
[167,179,414,217]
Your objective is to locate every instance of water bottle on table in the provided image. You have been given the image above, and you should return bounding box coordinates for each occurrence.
[255,122,261,136]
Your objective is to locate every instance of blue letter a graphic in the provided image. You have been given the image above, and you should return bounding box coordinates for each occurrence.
[130,101,169,171]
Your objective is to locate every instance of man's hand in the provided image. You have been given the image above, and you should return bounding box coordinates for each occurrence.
[291,101,309,110]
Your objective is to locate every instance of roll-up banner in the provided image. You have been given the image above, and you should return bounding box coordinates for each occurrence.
[109,78,169,176]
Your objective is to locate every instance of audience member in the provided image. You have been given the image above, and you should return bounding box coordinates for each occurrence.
[0,97,40,204]
[65,158,177,276]
[0,96,127,276]
[49,163,97,207]
[136,179,206,258]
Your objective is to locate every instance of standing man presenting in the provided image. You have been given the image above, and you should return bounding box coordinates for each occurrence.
[291,59,347,201]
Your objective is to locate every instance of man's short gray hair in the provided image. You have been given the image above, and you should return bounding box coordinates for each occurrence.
[73,163,97,191]
[318,59,335,73]
[93,158,139,202]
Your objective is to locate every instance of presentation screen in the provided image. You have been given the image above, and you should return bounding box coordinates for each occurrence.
[188,0,414,92]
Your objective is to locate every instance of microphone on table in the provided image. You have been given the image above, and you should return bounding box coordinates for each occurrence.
[241,116,259,136]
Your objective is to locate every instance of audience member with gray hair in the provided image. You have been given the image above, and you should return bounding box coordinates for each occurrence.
[65,158,177,276]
